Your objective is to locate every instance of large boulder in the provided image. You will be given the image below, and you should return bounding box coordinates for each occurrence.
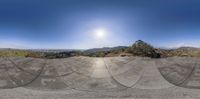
[131,40,160,58]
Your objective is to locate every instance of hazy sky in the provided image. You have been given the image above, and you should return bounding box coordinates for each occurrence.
[0,0,200,49]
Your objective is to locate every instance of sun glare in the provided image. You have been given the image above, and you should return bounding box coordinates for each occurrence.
[95,29,106,38]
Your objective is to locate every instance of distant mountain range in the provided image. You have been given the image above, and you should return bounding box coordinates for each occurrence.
[0,45,199,53]
[1,40,200,58]
[84,46,128,53]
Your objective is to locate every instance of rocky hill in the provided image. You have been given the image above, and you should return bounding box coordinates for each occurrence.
[1,40,200,58]
[131,40,160,58]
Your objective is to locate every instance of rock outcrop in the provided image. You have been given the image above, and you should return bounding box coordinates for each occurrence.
[131,40,160,58]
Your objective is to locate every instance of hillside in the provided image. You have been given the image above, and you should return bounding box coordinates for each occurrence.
[0,40,200,58]
[156,47,200,57]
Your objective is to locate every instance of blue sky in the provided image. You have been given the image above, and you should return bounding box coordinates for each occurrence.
[0,0,200,49]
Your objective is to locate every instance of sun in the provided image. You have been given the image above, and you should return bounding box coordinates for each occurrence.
[95,28,106,38]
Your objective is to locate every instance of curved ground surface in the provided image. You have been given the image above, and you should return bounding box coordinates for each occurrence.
[0,56,200,99]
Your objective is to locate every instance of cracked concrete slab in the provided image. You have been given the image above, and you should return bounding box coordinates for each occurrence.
[0,56,200,98]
